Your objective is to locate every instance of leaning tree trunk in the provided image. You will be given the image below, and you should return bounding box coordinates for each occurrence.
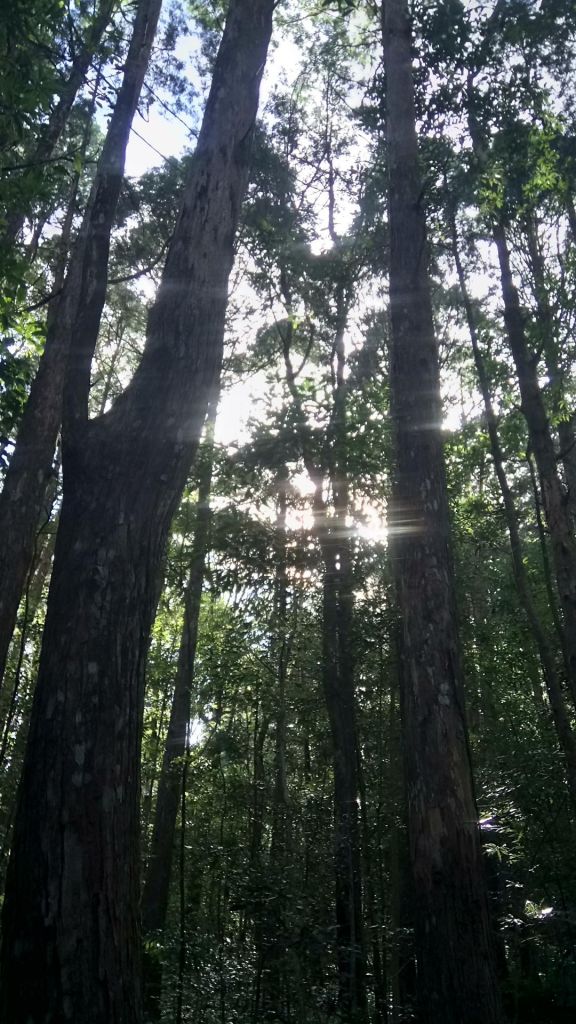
[0,3,275,1023]
[381,2,503,1022]
[450,214,576,811]
[0,0,163,691]
[466,96,576,707]
[524,214,576,518]
[491,220,576,708]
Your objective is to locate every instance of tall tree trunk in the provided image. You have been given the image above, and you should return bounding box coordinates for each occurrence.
[491,220,576,707]
[141,406,216,1020]
[358,749,387,1024]
[381,2,503,1021]
[0,4,275,1022]
[327,287,367,1024]
[450,214,576,811]
[279,265,367,1020]
[271,467,291,857]
[0,0,163,691]
[142,404,216,938]
[317,530,366,1023]
[261,467,293,1020]
[466,93,576,707]
[250,706,271,1024]
[387,668,416,1024]
[524,214,576,517]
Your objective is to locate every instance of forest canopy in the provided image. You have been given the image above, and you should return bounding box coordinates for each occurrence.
[1,1,576,1022]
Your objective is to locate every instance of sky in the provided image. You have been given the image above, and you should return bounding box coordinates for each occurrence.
[115,1,492,541]
[120,10,305,450]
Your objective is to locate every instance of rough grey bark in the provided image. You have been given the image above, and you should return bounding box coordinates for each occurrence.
[0,0,162,692]
[451,215,576,811]
[0,3,275,1022]
[382,2,503,1021]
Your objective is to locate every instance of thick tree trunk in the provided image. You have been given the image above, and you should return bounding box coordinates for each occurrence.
[492,221,576,707]
[451,217,576,811]
[0,0,163,691]
[381,2,503,1021]
[0,4,274,1023]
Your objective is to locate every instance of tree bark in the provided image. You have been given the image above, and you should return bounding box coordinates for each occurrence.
[491,219,576,708]
[450,214,576,812]
[0,0,163,691]
[141,407,216,1022]
[524,215,576,518]
[142,407,215,940]
[381,2,503,1021]
[278,262,367,1020]
[0,3,275,1022]
[325,285,367,1024]
[317,526,366,1024]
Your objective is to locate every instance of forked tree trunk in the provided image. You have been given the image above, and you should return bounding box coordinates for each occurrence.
[0,3,275,1022]
[0,0,163,691]
[381,2,503,1021]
